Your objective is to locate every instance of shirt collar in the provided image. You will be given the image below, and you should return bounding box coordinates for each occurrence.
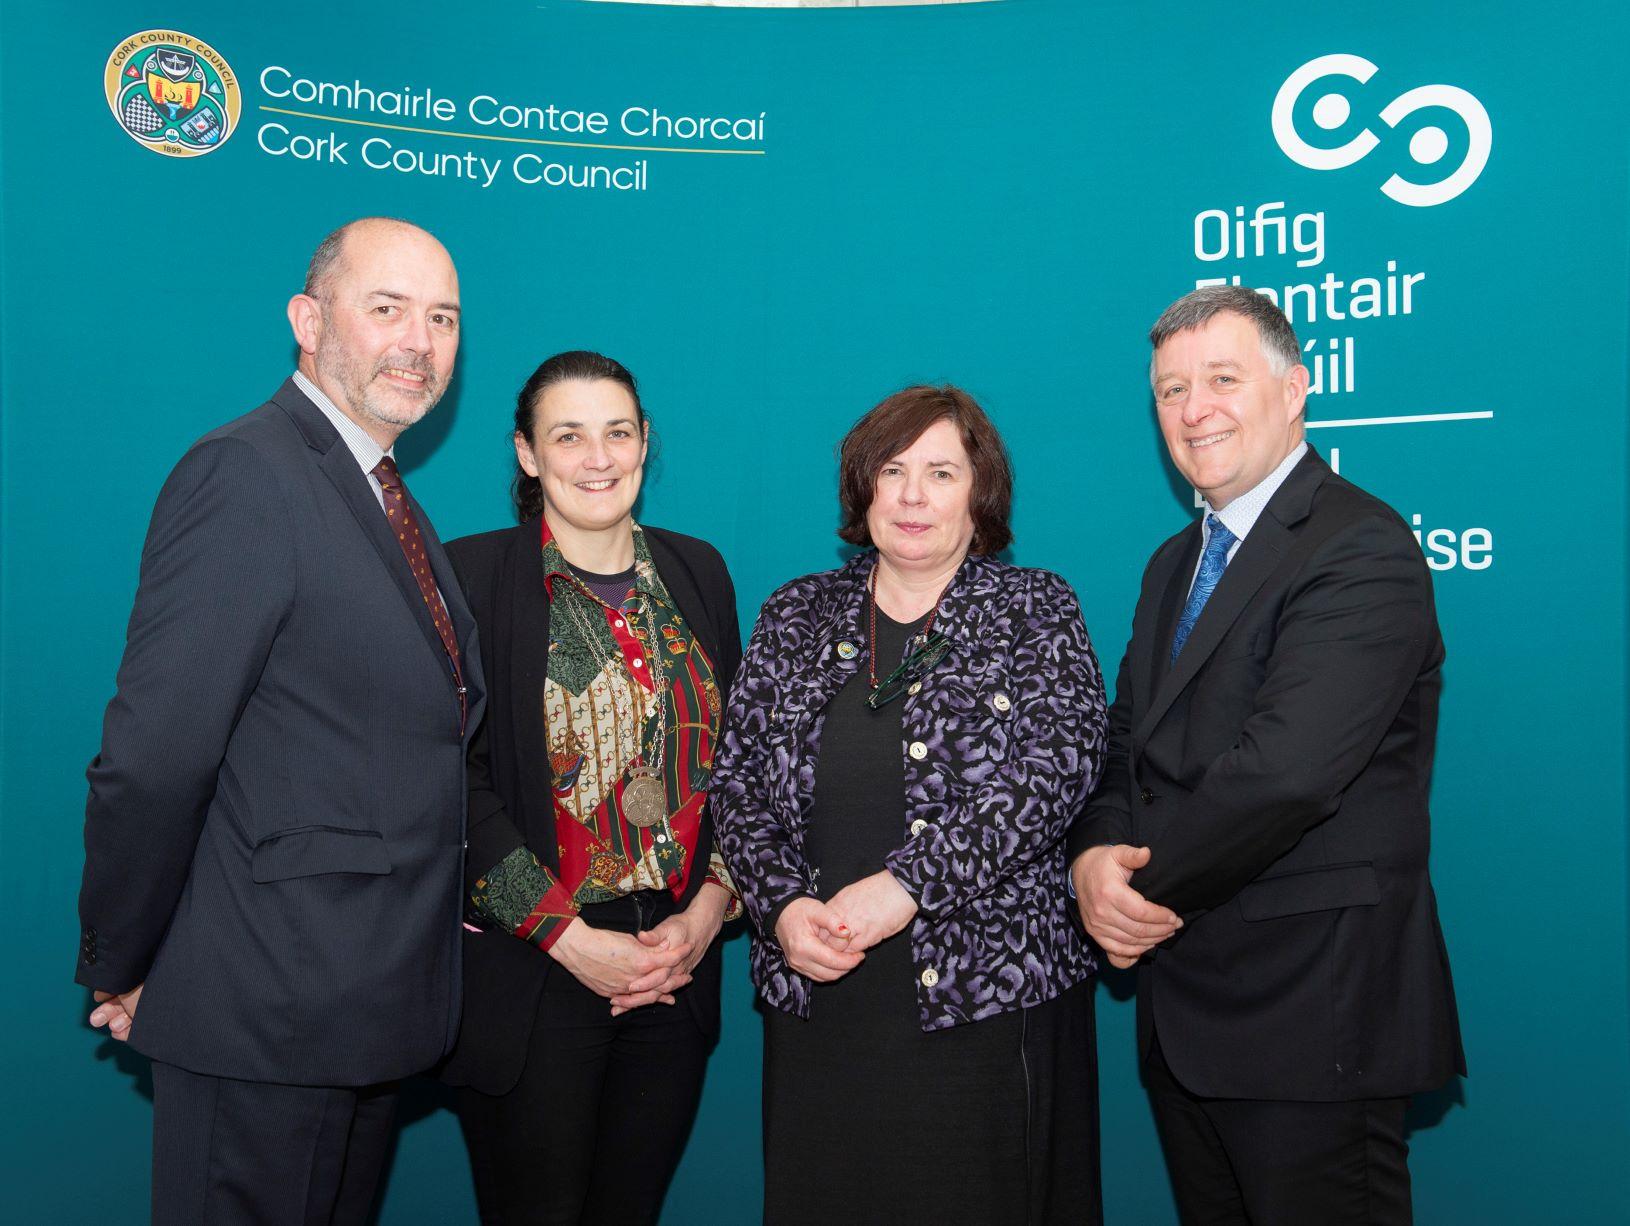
[292,370,391,475]
[539,518,662,603]
[1205,441,1308,544]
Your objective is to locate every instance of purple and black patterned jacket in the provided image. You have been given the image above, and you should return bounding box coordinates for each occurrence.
[711,550,1106,1030]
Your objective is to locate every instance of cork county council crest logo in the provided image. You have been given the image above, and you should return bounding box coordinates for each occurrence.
[104,31,241,157]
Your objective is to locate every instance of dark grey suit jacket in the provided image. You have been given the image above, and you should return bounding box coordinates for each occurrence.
[77,378,485,1087]
[1069,447,1464,1101]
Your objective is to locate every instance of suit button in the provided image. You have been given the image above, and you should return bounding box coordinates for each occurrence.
[83,952,97,966]
[919,967,939,988]
[1140,788,1155,805]
[909,819,928,837]
[992,692,1011,713]
[908,741,928,761]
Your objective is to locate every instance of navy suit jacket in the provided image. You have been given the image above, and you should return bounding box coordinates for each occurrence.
[1069,448,1464,1101]
[77,378,485,1087]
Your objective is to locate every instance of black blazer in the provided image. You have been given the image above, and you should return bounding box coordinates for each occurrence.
[78,380,485,1086]
[439,518,741,1094]
[1069,448,1464,1101]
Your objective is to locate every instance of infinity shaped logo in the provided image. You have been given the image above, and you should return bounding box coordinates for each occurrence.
[1272,53,1492,207]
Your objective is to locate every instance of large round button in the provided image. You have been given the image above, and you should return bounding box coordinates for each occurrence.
[992,692,1012,712]
[909,819,928,837]
[908,681,922,695]
[920,967,940,988]
[908,741,928,760]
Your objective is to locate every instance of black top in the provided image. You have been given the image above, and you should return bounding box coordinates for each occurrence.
[803,608,926,1018]
[805,609,924,914]
[567,561,638,609]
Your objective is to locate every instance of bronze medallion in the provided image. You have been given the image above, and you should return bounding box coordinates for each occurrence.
[623,766,667,828]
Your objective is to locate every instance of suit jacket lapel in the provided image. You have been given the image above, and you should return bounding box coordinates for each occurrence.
[1143,529,1200,697]
[1136,521,1288,740]
[1133,448,1330,747]
[421,514,475,658]
[416,493,486,728]
[506,521,554,802]
[802,555,871,712]
[931,552,998,664]
[318,441,453,672]
[275,380,461,680]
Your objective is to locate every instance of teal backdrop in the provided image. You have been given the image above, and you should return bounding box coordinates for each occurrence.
[3,2,1627,1221]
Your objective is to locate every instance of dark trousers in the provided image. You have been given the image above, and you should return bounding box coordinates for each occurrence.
[1145,1038,1412,1226]
[457,894,712,1226]
[150,1061,397,1226]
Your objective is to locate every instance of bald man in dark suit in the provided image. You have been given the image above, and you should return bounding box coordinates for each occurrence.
[78,218,485,1225]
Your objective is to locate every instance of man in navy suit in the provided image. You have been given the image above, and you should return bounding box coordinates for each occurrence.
[1070,285,1462,1225]
[78,217,485,1224]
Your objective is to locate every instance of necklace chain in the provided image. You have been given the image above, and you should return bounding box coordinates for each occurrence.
[867,565,944,690]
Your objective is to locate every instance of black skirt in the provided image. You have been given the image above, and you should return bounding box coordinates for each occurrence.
[762,611,1101,1225]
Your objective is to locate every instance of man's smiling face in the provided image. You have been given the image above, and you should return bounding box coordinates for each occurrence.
[1151,310,1307,509]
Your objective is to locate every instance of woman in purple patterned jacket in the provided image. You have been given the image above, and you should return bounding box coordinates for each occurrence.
[711,385,1109,1225]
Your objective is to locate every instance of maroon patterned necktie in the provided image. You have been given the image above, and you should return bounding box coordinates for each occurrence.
[372,457,467,731]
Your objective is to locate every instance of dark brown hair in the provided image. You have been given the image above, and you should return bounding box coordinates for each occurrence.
[837,384,1013,555]
[511,350,647,521]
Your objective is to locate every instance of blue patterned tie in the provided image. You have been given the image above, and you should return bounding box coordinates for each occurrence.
[1171,515,1238,663]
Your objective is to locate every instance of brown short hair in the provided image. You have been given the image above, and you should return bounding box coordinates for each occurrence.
[837,384,1013,555]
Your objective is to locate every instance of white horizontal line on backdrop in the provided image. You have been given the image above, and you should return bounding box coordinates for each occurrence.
[1305,411,1495,430]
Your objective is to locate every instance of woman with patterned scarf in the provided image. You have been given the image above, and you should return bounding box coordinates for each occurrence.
[713,385,1110,1225]
[440,350,742,1226]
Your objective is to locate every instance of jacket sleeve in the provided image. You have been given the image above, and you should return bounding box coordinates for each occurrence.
[463,710,576,953]
[709,585,814,940]
[1066,637,1136,861]
[1134,513,1438,914]
[79,437,295,992]
[445,543,578,952]
[886,572,1108,921]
